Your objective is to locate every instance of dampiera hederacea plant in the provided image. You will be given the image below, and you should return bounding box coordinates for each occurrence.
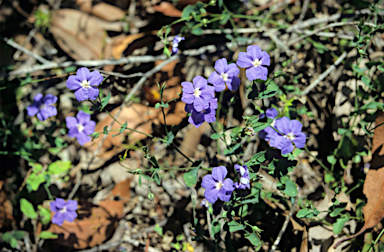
[27,93,58,121]
[185,98,217,128]
[236,45,270,81]
[50,198,78,226]
[66,67,104,102]
[259,107,278,141]
[234,164,250,190]
[269,117,306,155]
[181,76,215,112]
[202,166,234,204]
[208,58,241,92]
[172,36,185,54]
[66,110,96,146]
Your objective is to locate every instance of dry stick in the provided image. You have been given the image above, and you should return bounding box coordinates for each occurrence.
[13,28,38,60]
[3,37,51,65]
[68,55,180,200]
[266,30,294,56]
[269,196,299,252]
[298,0,310,23]
[287,13,341,32]
[301,51,347,96]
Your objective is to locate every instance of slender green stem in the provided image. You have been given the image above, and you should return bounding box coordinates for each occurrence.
[368,228,384,252]
[303,146,330,172]
[105,110,153,138]
[44,183,53,200]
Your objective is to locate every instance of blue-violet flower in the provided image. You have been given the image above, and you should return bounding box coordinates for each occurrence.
[185,98,217,128]
[269,117,306,155]
[181,76,215,112]
[66,67,103,102]
[66,110,96,146]
[202,166,234,204]
[236,45,270,81]
[259,107,278,141]
[234,164,250,189]
[208,58,241,92]
[27,93,58,121]
[50,198,78,226]
[201,199,209,208]
[172,36,185,54]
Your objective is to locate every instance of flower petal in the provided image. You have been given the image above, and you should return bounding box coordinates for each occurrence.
[247,45,262,60]
[214,58,227,73]
[260,51,270,66]
[218,178,234,202]
[76,67,91,81]
[27,105,39,117]
[212,166,227,182]
[201,175,216,189]
[266,108,278,119]
[52,212,65,226]
[181,82,194,93]
[77,110,91,125]
[236,52,253,68]
[204,108,216,123]
[193,96,206,112]
[259,66,268,81]
[43,94,57,105]
[281,142,294,155]
[181,93,195,104]
[274,117,290,135]
[245,67,258,81]
[63,210,78,222]
[66,75,82,90]
[33,93,43,102]
[193,76,208,90]
[65,116,77,129]
[77,132,91,146]
[74,88,88,102]
[226,63,240,76]
[228,76,240,91]
[88,87,99,100]
[65,200,79,211]
[55,198,66,209]
[68,127,79,138]
[289,120,303,134]
[293,132,306,148]
[82,121,96,135]
[189,110,205,128]
[204,188,219,204]
[88,70,103,86]
[50,201,59,212]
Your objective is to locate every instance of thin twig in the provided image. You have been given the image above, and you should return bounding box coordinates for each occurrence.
[269,196,299,252]
[298,0,310,23]
[3,37,51,65]
[301,51,348,95]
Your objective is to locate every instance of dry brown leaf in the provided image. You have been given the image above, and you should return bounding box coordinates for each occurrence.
[0,181,13,229]
[112,33,146,60]
[153,2,182,17]
[90,2,125,21]
[86,101,186,159]
[334,112,384,248]
[299,226,308,252]
[44,178,131,249]
[76,0,92,12]
[51,9,105,60]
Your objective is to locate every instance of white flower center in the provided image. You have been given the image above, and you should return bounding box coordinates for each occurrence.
[60,206,67,213]
[271,119,276,127]
[239,166,246,176]
[77,123,84,132]
[252,59,262,68]
[80,80,91,89]
[240,177,249,185]
[284,132,295,140]
[220,72,229,81]
[193,88,201,97]
[215,181,224,190]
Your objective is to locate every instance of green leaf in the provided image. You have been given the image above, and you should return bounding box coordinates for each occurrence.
[163,47,171,57]
[38,205,52,225]
[13,231,25,240]
[210,133,221,140]
[100,92,111,111]
[251,151,266,164]
[10,237,17,248]
[26,172,46,191]
[280,176,297,197]
[333,215,349,234]
[165,131,174,146]
[245,232,261,248]
[228,220,245,232]
[327,155,337,165]
[154,224,163,236]
[330,203,347,217]
[258,81,279,99]
[38,231,58,239]
[48,161,71,174]
[297,208,319,218]
[2,232,12,242]
[20,198,37,219]
[211,219,221,237]
[183,168,199,187]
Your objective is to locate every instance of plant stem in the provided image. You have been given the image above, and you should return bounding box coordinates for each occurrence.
[105,110,153,138]
[303,146,330,172]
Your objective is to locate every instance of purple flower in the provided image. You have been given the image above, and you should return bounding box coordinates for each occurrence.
[236,45,270,81]
[27,93,58,121]
[66,110,96,146]
[172,36,185,54]
[185,98,217,128]
[208,58,241,92]
[181,76,215,112]
[259,107,278,141]
[50,198,78,226]
[234,164,250,189]
[269,117,306,155]
[66,67,103,102]
[202,166,234,204]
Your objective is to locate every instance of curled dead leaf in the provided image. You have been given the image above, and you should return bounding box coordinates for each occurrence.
[90,2,125,22]
[153,2,182,17]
